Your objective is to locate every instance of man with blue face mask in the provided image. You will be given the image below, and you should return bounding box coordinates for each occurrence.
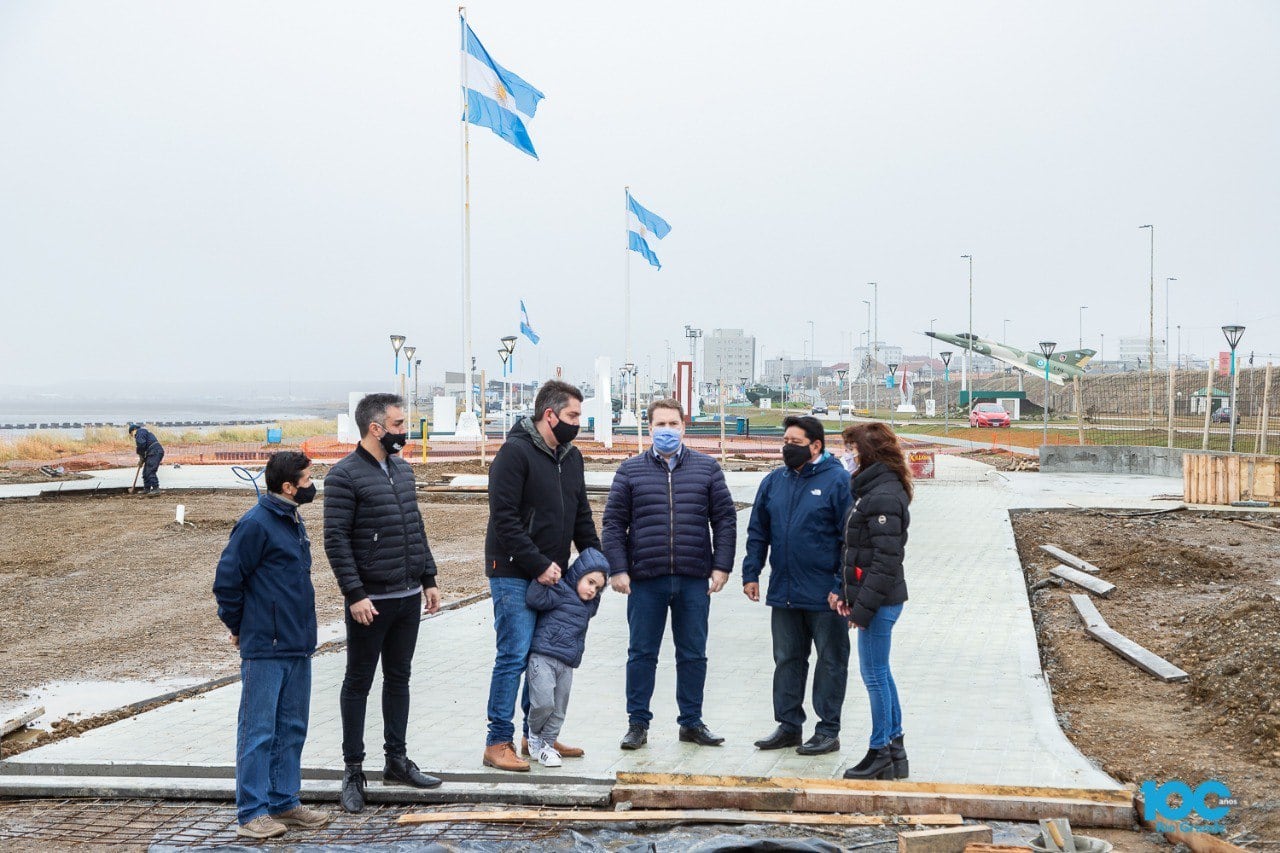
[602,398,737,751]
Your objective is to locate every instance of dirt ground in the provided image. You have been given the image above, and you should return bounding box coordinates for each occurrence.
[1013,508,1280,845]
[0,489,504,709]
[961,448,1040,471]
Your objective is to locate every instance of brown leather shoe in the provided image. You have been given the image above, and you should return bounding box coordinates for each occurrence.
[521,737,585,758]
[483,742,530,772]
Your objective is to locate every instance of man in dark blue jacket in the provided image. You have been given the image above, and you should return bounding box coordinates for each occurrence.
[602,398,737,750]
[742,415,852,756]
[129,423,164,495]
[213,451,330,839]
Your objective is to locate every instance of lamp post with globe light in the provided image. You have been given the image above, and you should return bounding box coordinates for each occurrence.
[1222,325,1245,451]
[402,345,416,435]
[390,335,406,391]
[1039,341,1057,447]
[940,351,952,435]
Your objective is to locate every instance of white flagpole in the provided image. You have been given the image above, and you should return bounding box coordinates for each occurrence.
[459,7,475,420]
[624,186,632,413]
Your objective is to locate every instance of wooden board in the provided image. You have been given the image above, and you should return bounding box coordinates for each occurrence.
[614,773,1136,805]
[1039,545,1101,574]
[1071,594,1188,682]
[1050,565,1115,597]
[1069,594,1107,630]
[0,706,44,737]
[898,824,992,852]
[963,846,1033,853]
[397,808,964,827]
[610,784,1136,828]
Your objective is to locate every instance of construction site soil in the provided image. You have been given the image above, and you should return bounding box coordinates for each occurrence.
[0,486,609,711]
[1013,508,1280,844]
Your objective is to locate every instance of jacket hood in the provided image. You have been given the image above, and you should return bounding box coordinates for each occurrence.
[515,415,567,459]
[259,493,301,520]
[569,547,610,584]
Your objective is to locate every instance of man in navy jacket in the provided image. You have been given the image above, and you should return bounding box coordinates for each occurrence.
[213,451,329,839]
[742,415,853,756]
[602,398,737,750]
[128,423,164,495]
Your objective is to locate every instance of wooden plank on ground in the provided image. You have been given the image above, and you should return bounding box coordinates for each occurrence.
[1050,565,1115,597]
[610,784,1136,828]
[1039,544,1101,573]
[0,706,44,737]
[898,824,992,852]
[1084,625,1188,682]
[1228,455,1242,504]
[1069,594,1107,630]
[614,773,1135,805]
[397,808,964,827]
[963,846,1033,853]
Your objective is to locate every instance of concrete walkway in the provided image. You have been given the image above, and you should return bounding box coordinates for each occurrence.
[2,455,1142,795]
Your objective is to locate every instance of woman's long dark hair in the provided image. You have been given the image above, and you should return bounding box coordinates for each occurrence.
[843,422,913,501]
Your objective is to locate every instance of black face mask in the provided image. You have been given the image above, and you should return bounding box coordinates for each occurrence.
[551,418,579,445]
[378,429,408,455]
[293,483,317,505]
[782,442,812,470]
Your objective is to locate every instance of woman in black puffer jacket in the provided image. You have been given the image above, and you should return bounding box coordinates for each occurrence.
[834,422,912,781]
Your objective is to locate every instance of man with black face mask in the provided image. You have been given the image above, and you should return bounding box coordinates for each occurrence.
[481,380,601,772]
[741,415,853,758]
[324,393,441,813]
[214,451,329,838]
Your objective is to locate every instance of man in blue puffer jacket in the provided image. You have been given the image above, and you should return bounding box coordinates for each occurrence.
[741,415,853,757]
[602,398,737,751]
[213,451,329,839]
[523,548,609,767]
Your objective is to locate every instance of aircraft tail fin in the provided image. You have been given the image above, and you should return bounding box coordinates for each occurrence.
[1055,349,1096,368]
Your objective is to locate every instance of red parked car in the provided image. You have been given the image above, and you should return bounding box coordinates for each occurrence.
[969,403,1011,428]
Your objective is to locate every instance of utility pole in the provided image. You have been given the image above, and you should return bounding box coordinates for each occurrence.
[1140,225,1155,427]
[870,282,879,416]
[961,255,973,408]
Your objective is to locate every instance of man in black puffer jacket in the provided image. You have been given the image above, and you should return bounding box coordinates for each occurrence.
[602,398,737,751]
[324,393,441,812]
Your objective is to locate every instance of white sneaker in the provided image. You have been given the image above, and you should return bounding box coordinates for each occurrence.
[526,735,544,756]
[537,744,562,767]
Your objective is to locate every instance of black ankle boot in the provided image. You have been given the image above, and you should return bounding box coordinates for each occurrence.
[890,735,909,779]
[340,762,366,813]
[842,745,895,780]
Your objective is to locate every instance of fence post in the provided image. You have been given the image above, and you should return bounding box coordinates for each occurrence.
[1201,363,1215,451]
[1074,377,1084,445]
[1260,363,1273,455]
[1167,366,1175,449]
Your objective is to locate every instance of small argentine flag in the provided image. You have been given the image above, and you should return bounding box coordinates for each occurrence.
[520,299,540,345]
[462,17,544,159]
[627,191,671,270]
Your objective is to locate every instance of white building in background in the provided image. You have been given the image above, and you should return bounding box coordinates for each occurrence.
[1118,336,1169,370]
[704,328,757,385]
[761,355,821,386]
[850,343,904,377]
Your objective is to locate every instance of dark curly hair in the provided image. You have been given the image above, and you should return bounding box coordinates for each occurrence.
[841,422,913,501]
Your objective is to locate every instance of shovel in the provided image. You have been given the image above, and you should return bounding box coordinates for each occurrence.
[130,460,143,494]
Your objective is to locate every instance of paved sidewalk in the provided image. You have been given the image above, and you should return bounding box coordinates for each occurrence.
[4,456,1126,790]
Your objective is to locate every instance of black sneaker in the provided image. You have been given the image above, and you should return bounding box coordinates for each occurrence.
[620,723,648,750]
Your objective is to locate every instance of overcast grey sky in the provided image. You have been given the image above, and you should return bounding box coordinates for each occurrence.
[2,1,1278,389]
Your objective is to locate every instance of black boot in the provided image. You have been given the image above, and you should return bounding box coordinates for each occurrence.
[890,735,909,779]
[340,763,366,813]
[620,723,648,750]
[384,754,442,789]
[753,726,802,750]
[842,745,895,780]
[678,724,725,746]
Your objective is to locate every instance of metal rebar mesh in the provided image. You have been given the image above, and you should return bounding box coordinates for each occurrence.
[0,798,562,846]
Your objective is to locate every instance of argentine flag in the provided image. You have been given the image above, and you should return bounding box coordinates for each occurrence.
[627,191,671,270]
[462,17,544,159]
[520,299,540,345]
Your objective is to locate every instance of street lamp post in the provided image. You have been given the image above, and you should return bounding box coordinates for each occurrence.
[390,334,406,391]
[1078,307,1087,350]
[414,358,422,434]
[960,255,973,405]
[1222,325,1246,452]
[1039,341,1057,448]
[1165,277,1176,371]
[1140,225,1155,426]
[402,345,416,436]
[836,368,848,426]
[929,318,938,407]
[498,349,511,433]
[887,361,899,431]
[940,351,952,435]
[782,373,790,413]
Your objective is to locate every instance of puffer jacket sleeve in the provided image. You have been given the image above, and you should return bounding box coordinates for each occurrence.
[707,463,737,574]
[830,475,854,596]
[525,577,560,611]
[213,516,266,636]
[848,492,905,629]
[416,499,438,590]
[488,445,552,577]
[600,464,633,576]
[322,465,366,605]
[741,475,772,585]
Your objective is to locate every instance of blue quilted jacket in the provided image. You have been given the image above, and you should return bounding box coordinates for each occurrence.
[526,548,608,668]
[601,447,737,581]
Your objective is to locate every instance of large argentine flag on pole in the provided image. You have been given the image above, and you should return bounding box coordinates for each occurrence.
[461,17,544,159]
[626,191,671,270]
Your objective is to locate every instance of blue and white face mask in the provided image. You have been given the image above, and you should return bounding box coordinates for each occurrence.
[651,427,683,455]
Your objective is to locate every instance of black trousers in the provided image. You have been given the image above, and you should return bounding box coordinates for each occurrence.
[141,448,164,491]
[771,606,850,738]
[339,593,421,764]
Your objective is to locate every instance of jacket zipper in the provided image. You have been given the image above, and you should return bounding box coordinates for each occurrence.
[667,467,675,574]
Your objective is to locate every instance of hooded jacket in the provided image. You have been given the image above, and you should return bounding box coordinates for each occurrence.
[133,426,163,458]
[742,452,853,610]
[323,444,437,605]
[485,417,601,580]
[841,461,911,628]
[525,547,608,668]
[213,493,318,659]
[600,446,737,582]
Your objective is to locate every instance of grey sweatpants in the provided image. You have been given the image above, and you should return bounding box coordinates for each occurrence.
[526,652,574,745]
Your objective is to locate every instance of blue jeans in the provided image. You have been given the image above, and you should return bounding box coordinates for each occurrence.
[856,603,904,749]
[485,577,537,746]
[626,575,711,729]
[772,606,850,737]
[236,656,311,825]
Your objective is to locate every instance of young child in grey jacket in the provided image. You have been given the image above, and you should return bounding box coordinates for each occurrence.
[523,547,609,767]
